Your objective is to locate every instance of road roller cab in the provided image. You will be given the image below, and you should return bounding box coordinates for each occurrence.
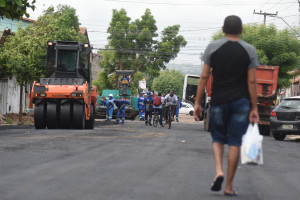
[31,41,97,129]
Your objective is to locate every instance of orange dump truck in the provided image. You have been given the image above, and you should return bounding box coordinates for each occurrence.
[204,65,279,135]
[30,41,97,129]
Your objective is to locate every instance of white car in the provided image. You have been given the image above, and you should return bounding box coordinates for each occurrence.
[180,102,194,116]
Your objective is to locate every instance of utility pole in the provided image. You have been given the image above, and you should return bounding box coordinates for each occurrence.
[253,10,278,26]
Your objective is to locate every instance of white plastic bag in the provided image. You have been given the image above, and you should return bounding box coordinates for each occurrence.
[241,123,263,165]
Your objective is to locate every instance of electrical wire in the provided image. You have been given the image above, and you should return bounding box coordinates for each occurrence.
[104,0,295,6]
[265,0,282,11]
[278,2,297,12]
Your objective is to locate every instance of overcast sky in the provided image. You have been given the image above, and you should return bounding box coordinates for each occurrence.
[27,0,299,65]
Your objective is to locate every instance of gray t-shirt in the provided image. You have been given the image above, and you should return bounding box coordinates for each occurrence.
[165,94,178,106]
[202,38,260,105]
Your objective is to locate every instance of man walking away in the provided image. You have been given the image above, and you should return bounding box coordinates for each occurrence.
[114,99,130,124]
[194,15,260,196]
[175,98,182,122]
[153,93,164,127]
[137,92,145,120]
[144,91,154,126]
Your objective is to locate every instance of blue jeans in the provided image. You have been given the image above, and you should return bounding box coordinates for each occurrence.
[209,98,250,146]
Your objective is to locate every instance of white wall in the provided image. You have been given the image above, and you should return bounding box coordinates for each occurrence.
[6,76,25,114]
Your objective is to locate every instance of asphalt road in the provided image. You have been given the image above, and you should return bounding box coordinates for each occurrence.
[0,117,299,200]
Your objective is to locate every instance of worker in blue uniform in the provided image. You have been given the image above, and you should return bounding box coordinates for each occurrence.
[120,75,130,86]
[175,98,182,122]
[144,91,154,126]
[137,92,145,120]
[114,99,130,124]
[101,94,116,121]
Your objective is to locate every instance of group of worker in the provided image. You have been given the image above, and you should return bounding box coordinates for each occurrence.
[137,90,182,127]
[101,90,182,126]
[101,94,130,124]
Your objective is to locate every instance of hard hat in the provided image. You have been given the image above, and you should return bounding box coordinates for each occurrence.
[147,91,151,95]
[109,94,113,97]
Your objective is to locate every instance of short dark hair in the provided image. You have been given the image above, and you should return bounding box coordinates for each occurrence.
[158,93,161,96]
[223,15,242,35]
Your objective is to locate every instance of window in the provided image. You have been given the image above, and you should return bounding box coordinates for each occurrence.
[78,52,90,80]
[57,50,77,72]
[280,99,300,109]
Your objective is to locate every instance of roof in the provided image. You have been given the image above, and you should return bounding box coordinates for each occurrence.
[292,77,300,84]
[80,27,87,35]
[22,18,35,23]
[79,27,89,43]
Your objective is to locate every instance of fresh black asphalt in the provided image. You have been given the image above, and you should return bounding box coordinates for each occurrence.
[0,120,299,200]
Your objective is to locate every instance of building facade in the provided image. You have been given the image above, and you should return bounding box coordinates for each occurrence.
[0,17,33,36]
[0,17,34,115]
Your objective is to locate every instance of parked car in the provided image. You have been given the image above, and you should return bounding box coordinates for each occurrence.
[270,96,300,140]
[180,102,194,116]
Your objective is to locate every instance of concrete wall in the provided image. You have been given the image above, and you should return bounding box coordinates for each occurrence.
[91,53,103,81]
[7,76,25,114]
[0,76,25,114]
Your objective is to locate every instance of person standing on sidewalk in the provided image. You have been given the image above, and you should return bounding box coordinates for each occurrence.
[194,15,260,196]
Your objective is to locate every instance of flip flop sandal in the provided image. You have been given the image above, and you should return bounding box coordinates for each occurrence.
[224,191,238,196]
[210,176,224,191]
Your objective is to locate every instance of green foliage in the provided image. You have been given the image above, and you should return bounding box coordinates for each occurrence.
[152,70,184,98]
[187,77,198,85]
[97,8,187,91]
[212,24,300,88]
[0,5,87,86]
[6,117,13,124]
[131,71,144,95]
[146,74,156,91]
[0,0,35,20]
[92,71,115,95]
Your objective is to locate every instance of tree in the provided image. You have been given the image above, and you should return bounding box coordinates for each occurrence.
[97,8,187,91]
[0,0,35,20]
[212,24,300,88]
[92,71,115,96]
[152,70,184,98]
[0,5,87,121]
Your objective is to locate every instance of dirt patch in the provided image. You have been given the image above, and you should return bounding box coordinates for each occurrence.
[0,112,34,126]
[178,114,203,124]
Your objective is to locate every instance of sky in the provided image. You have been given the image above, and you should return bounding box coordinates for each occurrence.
[27,0,300,65]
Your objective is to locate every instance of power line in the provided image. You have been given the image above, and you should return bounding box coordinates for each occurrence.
[264,0,281,11]
[277,2,296,12]
[104,0,295,6]
[255,0,272,10]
